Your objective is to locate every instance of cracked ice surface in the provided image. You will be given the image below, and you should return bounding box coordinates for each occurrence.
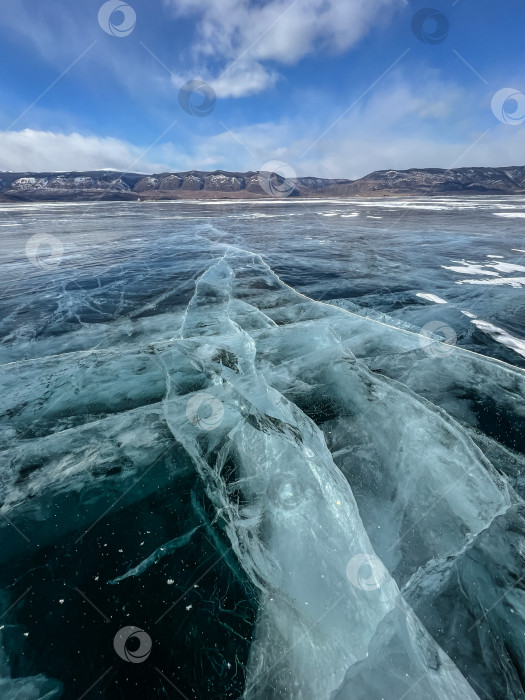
[1,243,525,699]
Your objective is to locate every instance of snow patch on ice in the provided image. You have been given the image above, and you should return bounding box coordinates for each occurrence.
[470,319,525,358]
[416,293,448,304]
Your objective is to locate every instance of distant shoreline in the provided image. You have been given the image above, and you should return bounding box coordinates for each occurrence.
[2,192,524,205]
[1,165,525,202]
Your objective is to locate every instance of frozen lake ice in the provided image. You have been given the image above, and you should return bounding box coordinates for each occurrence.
[0,198,524,699]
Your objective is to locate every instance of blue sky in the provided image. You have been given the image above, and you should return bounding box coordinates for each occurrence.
[1,0,525,177]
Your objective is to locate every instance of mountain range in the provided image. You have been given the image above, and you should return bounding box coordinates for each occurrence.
[2,166,525,202]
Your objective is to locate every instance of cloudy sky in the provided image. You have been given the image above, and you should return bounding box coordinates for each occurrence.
[1,0,525,178]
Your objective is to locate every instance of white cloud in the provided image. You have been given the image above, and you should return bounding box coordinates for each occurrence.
[5,75,525,179]
[0,129,164,173]
[168,123,525,180]
[210,61,279,99]
[299,132,525,179]
[166,61,279,99]
[164,0,397,97]
[156,80,525,179]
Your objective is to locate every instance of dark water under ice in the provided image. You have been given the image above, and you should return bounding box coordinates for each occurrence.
[0,198,524,699]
